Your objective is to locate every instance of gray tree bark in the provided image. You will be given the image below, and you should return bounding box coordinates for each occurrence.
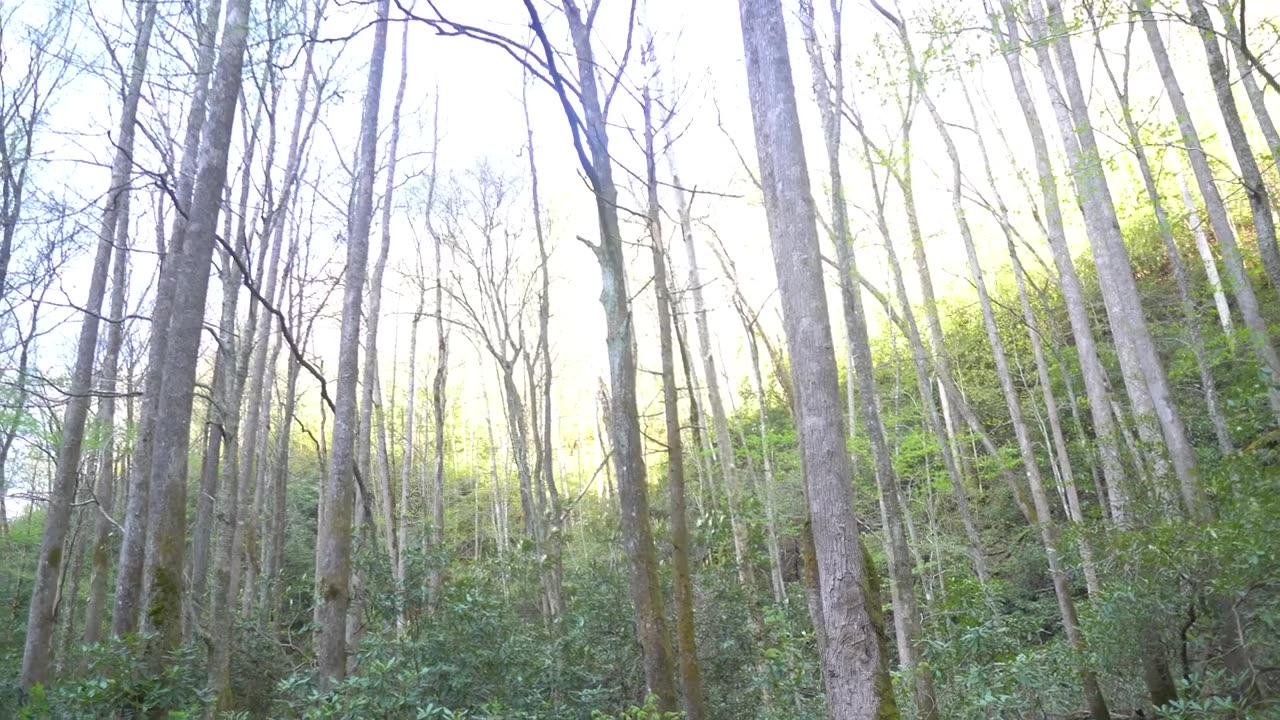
[1183,0,1280,292]
[1217,0,1280,167]
[1028,0,1203,519]
[139,0,252,670]
[113,0,222,639]
[800,2,935,714]
[1138,1,1280,426]
[737,0,897,716]
[553,1,678,707]
[82,183,131,646]
[316,0,389,687]
[21,0,156,690]
[674,176,752,587]
[991,0,1130,524]
[1088,12,1233,458]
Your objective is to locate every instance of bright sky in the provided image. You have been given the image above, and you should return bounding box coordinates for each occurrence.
[2,0,1276,501]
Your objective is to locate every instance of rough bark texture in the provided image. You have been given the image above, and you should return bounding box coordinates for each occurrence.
[800,2,935,714]
[737,0,897,716]
[113,0,222,639]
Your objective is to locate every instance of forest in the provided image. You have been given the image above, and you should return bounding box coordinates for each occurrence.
[1,0,1278,717]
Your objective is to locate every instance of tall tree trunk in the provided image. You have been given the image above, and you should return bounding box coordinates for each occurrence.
[523,73,564,620]
[113,0,222,640]
[672,171,752,586]
[643,84,705,720]
[316,0,389,688]
[1217,0,1280,167]
[189,390,224,614]
[429,240,449,609]
[233,129,284,629]
[737,0,897,716]
[1087,14,1233,459]
[206,234,249,701]
[1026,0,1202,519]
[360,8,409,583]
[991,0,1130,524]
[800,2,935,713]
[848,124,990,583]
[889,9,1108,715]
[83,187,131,646]
[1138,0,1280,426]
[21,0,156,690]
[208,103,266,702]
[1183,0,1280,292]
[554,2,678,707]
[952,68,1103,596]
[140,0,251,669]
[397,296,423,628]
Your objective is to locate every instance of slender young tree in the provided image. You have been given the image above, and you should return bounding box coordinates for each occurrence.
[1136,0,1280,427]
[522,73,565,621]
[642,72,705,720]
[1182,0,1280,293]
[429,164,450,611]
[843,102,990,584]
[1180,174,1233,338]
[82,190,131,645]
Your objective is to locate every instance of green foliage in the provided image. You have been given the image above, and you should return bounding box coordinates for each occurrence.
[3,636,212,718]
[590,695,683,720]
